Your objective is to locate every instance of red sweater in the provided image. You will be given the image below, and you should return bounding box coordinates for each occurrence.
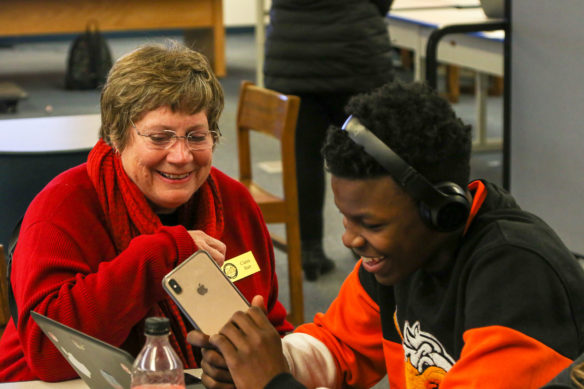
[0,164,292,382]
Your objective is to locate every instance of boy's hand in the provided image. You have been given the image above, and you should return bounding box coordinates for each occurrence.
[209,295,290,389]
[187,330,234,388]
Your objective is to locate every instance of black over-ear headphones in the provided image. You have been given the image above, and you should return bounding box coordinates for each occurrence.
[341,115,470,232]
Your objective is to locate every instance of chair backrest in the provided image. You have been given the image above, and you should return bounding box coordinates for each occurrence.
[0,149,90,247]
[235,81,305,325]
[0,245,10,336]
[236,80,301,189]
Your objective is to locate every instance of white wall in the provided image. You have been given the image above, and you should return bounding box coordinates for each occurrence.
[510,0,584,254]
[224,0,271,27]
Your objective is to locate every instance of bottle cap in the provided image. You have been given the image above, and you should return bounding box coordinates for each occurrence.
[144,317,171,336]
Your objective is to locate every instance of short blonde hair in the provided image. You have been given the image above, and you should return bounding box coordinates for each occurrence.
[100,41,224,151]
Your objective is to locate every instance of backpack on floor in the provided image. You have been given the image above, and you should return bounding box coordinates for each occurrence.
[65,21,113,90]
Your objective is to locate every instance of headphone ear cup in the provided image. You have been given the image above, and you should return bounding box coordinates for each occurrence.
[418,201,434,229]
[419,183,471,232]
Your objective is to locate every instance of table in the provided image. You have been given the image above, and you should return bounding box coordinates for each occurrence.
[388,8,504,78]
[0,379,83,388]
[392,0,480,10]
[0,114,101,247]
[0,0,225,77]
[0,369,204,388]
[0,114,100,152]
[387,7,505,150]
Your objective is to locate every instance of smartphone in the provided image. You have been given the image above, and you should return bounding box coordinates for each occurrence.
[162,250,250,335]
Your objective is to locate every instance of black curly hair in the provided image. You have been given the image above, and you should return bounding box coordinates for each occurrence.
[322,80,472,188]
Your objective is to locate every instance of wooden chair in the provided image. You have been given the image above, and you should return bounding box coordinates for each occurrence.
[236,81,304,325]
[0,245,10,338]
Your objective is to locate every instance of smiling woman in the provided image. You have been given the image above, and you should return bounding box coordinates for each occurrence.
[119,108,214,214]
[0,41,293,383]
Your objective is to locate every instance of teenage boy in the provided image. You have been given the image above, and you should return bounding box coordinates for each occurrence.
[189,81,584,389]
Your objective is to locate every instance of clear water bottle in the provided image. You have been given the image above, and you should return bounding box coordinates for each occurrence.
[131,317,186,389]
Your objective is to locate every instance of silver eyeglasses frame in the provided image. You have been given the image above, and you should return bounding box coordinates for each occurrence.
[130,119,219,151]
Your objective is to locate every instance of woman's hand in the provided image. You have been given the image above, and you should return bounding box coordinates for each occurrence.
[209,296,290,389]
[187,230,226,265]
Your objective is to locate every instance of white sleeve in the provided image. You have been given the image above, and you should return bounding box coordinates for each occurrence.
[281,333,339,389]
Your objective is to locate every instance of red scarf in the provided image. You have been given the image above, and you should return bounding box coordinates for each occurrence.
[87,139,224,367]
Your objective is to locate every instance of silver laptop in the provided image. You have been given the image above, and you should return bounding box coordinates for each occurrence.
[31,311,203,389]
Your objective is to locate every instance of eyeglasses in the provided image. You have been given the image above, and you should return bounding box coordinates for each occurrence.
[131,120,219,151]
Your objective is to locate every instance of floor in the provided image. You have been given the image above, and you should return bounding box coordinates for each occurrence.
[0,29,504,388]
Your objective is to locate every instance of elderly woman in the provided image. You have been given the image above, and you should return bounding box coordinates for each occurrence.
[0,42,293,382]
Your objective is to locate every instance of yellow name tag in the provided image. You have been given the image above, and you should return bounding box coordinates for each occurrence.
[221,251,260,282]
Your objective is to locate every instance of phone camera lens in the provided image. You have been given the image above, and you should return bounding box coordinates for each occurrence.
[169,279,182,294]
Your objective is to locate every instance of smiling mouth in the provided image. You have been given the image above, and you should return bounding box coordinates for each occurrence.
[361,256,386,265]
[158,171,191,180]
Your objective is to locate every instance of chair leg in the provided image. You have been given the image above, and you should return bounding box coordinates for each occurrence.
[400,48,413,70]
[489,75,504,96]
[446,65,460,103]
[285,221,304,326]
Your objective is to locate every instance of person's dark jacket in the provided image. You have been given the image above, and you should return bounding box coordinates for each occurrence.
[264,0,394,94]
[540,353,584,388]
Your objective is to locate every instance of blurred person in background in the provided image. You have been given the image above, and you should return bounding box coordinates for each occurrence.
[263,0,395,280]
